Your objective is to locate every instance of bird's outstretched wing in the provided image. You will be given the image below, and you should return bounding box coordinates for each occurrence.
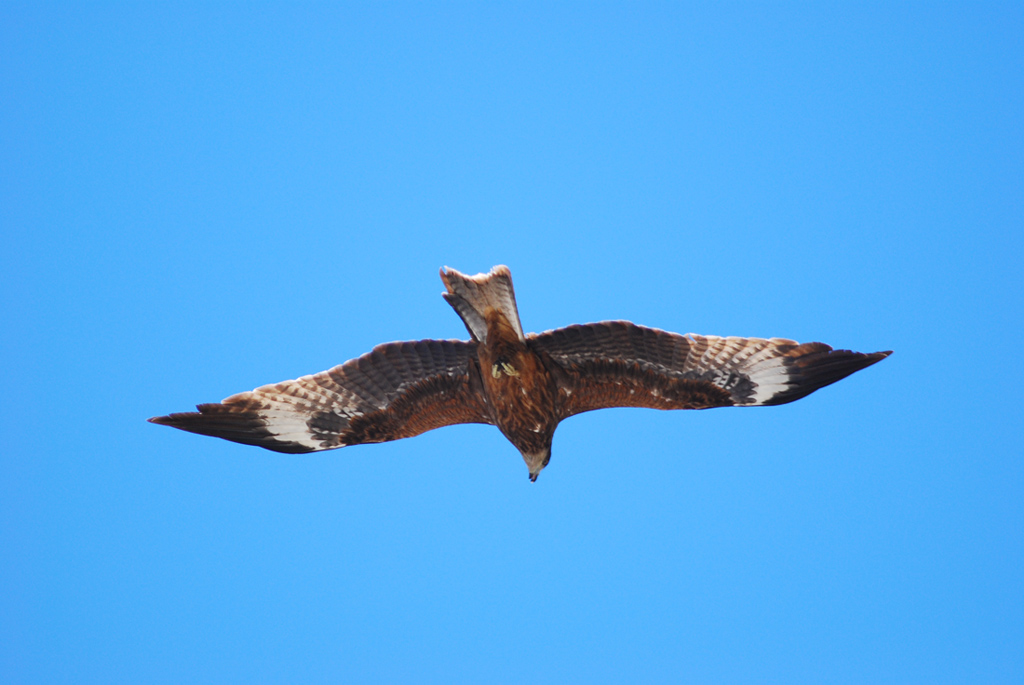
[529,321,891,418]
[149,339,492,453]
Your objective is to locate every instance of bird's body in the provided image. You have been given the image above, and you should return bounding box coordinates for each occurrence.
[475,309,561,478]
[150,265,891,480]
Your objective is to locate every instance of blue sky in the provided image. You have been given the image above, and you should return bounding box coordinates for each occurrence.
[2,3,1022,682]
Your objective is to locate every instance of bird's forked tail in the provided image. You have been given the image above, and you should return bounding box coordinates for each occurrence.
[440,265,524,344]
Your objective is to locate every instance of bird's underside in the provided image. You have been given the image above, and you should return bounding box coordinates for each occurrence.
[150,265,891,481]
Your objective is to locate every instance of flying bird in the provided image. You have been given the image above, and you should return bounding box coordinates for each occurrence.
[150,266,891,481]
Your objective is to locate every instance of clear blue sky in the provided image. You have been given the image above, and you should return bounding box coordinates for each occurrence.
[3,3,1022,683]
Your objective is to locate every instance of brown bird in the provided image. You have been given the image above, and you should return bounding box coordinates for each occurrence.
[150,265,891,481]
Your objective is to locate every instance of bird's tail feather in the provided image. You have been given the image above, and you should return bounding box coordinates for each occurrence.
[440,265,524,344]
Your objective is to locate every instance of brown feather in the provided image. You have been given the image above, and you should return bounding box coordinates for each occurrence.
[149,339,492,453]
[530,321,891,415]
[151,267,891,481]
[476,310,560,459]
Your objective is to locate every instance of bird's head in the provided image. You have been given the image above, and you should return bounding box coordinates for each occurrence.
[522,447,552,483]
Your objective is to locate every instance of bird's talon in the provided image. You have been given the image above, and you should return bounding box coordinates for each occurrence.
[491,361,520,378]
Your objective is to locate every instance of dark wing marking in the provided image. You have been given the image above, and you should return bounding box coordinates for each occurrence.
[529,321,891,418]
[149,339,492,453]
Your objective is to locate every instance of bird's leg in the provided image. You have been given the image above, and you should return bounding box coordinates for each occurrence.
[491,357,520,378]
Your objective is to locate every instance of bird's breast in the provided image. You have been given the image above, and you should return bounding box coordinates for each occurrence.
[478,344,560,451]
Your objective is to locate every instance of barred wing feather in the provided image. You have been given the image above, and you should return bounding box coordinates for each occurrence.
[149,339,492,453]
[529,321,891,418]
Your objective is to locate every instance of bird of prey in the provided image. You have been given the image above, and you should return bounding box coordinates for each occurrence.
[150,265,891,481]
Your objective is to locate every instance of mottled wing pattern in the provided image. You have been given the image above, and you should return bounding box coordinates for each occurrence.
[149,339,492,453]
[529,321,891,418]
